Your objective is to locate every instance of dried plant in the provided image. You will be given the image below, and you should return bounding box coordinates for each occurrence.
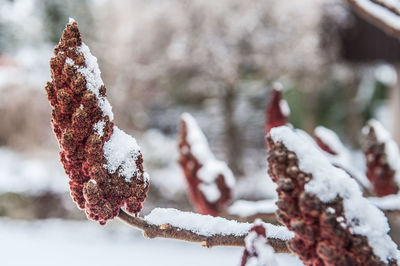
[178,113,235,216]
[362,119,400,197]
[267,126,399,265]
[45,20,149,225]
[265,83,290,134]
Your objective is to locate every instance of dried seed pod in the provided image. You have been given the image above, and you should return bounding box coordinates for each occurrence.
[362,119,400,197]
[46,19,149,225]
[265,82,290,134]
[267,126,399,265]
[178,113,235,216]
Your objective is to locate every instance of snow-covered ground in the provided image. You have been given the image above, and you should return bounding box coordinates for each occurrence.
[0,218,302,266]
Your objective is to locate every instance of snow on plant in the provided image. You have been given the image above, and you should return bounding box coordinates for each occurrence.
[314,126,372,192]
[362,119,400,197]
[267,126,399,265]
[178,113,235,216]
[241,219,278,266]
[45,20,149,225]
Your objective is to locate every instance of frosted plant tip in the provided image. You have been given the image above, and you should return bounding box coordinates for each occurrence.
[68,17,76,24]
[272,82,283,91]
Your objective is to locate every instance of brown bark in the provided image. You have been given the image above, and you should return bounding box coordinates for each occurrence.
[117,209,290,253]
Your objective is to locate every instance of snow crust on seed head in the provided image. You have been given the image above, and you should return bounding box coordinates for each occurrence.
[64,38,148,184]
[68,17,76,24]
[315,126,346,155]
[64,43,113,121]
[270,126,400,263]
[313,126,371,190]
[103,126,143,182]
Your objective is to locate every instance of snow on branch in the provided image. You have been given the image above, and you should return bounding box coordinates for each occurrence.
[346,0,400,39]
[117,208,291,252]
[314,126,372,192]
[45,20,149,225]
[362,119,400,196]
[178,113,235,216]
[267,126,400,265]
[369,194,400,211]
[241,219,279,266]
[227,199,278,221]
[265,83,290,135]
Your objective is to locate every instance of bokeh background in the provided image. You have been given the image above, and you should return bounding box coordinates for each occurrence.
[1,0,399,265]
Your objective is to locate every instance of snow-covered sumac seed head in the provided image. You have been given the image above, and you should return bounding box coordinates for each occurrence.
[266,127,399,265]
[46,20,149,225]
[362,120,399,197]
[265,83,290,134]
[178,113,235,216]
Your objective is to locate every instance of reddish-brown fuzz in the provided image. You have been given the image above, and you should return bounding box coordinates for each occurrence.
[45,22,149,225]
[266,135,395,266]
[362,126,399,197]
[178,118,232,216]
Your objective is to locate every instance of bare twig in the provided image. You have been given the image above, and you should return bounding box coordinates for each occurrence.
[117,209,290,253]
[346,0,400,39]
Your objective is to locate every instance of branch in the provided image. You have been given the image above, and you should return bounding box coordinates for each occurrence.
[345,0,400,40]
[117,208,290,253]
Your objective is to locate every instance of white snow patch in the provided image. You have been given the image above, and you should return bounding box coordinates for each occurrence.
[93,120,106,137]
[314,126,346,155]
[199,183,221,203]
[314,126,372,190]
[270,126,400,263]
[77,43,114,120]
[103,126,142,182]
[144,208,294,240]
[369,194,400,210]
[375,64,397,86]
[68,17,76,24]
[65,42,114,121]
[228,199,278,217]
[279,99,290,117]
[181,113,235,202]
